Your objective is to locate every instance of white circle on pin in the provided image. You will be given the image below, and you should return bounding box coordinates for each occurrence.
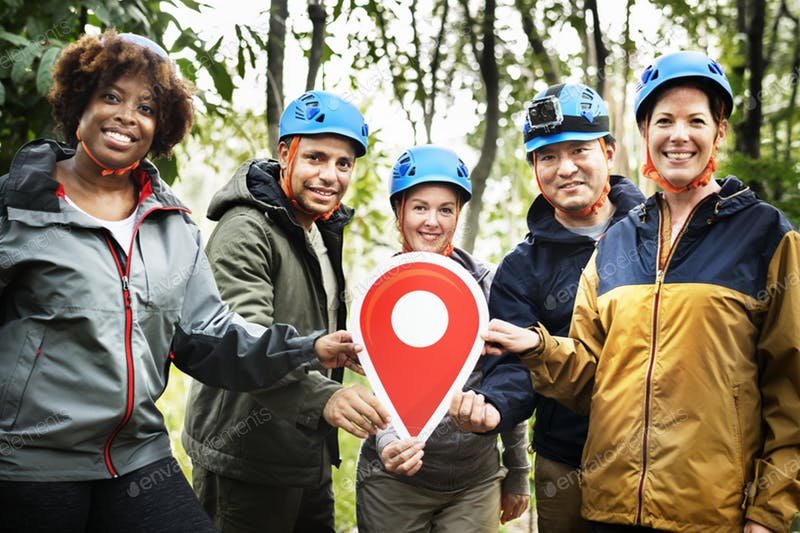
[391,290,449,348]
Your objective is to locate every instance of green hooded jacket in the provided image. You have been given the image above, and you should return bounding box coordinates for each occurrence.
[183,158,353,486]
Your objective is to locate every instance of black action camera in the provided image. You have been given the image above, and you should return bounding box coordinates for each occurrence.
[527,95,563,132]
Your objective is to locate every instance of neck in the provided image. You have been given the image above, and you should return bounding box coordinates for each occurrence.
[293,208,314,231]
[663,177,721,219]
[555,198,615,229]
[64,149,135,194]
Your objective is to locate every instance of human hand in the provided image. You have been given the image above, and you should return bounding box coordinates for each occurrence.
[314,330,364,374]
[380,438,425,476]
[481,319,540,356]
[448,390,501,433]
[743,520,772,533]
[322,383,391,438]
[500,492,529,524]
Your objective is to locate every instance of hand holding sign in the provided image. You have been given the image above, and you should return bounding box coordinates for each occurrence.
[350,252,488,442]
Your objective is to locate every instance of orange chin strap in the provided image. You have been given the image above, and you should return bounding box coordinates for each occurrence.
[280,136,341,223]
[396,191,457,257]
[640,117,719,193]
[75,127,140,177]
[533,137,611,218]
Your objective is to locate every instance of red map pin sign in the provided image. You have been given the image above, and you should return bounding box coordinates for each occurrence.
[350,252,488,442]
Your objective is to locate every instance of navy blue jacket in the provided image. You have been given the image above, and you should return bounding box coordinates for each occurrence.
[475,175,644,467]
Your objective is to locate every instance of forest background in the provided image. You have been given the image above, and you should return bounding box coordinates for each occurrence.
[2,1,799,531]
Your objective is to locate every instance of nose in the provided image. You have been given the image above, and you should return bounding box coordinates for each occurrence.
[670,121,689,142]
[114,103,136,124]
[556,155,578,177]
[317,161,337,183]
[424,209,439,227]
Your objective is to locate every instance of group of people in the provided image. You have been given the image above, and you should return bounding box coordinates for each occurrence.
[0,27,796,533]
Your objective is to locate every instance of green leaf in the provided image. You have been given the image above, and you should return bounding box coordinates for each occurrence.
[206,60,233,101]
[152,155,178,185]
[0,30,29,47]
[0,81,5,106]
[10,42,38,84]
[36,45,60,96]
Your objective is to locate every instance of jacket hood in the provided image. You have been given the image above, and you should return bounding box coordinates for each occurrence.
[206,158,354,230]
[526,175,645,242]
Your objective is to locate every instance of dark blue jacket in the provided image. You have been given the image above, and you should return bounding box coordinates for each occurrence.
[475,175,644,467]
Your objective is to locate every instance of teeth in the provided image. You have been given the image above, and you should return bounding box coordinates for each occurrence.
[311,188,334,196]
[106,131,133,143]
[666,152,692,160]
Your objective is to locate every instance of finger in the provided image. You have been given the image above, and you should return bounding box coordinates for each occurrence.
[468,394,486,426]
[458,390,476,420]
[394,449,424,475]
[362,394,392,427]
[448,391,465,419]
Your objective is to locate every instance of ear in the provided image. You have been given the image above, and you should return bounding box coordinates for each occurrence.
[715,118,728,147]
[605,142,617,168]
[277,141,290,168]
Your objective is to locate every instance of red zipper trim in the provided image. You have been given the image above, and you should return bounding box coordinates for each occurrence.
[635,200,702,524]
[101,205,190,477]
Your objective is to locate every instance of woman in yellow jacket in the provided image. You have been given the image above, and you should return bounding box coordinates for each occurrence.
[459,51,800,532]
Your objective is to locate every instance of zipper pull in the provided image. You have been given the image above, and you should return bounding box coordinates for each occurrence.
[121,276,129,292]
[656,269,664,284]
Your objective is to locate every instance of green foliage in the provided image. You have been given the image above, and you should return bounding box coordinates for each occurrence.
[0,0,239,184]
[717,152,800,225]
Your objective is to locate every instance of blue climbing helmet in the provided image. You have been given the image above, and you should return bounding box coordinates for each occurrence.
[634,51,734,124]
[523,83,610,153]
[389,145,472,208]
[279,91,369,157]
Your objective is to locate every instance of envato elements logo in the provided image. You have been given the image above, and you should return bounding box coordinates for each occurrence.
[126,459,183,498]
[198,407,273,454]
[0,409,69,456]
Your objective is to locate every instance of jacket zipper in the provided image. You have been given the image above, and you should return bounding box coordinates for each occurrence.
[101,206,189,477]
[635,201,701,524]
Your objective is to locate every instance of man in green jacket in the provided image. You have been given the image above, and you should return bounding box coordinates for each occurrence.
[183,91,389,532]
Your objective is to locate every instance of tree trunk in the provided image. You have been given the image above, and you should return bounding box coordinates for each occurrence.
[515,0,558,85]
[735,0,766,159]
[267,0,288,150]
[306,0,326,90]
[784,8,799,163]
[424,0,450,143]
[586,0,607,94]
[460,0,499,254]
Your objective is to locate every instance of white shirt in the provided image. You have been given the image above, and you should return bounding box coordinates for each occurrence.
[65,195,137,253]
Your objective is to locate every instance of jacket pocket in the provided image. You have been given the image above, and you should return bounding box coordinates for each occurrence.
[0,328,46,430]
[731,384,745,490]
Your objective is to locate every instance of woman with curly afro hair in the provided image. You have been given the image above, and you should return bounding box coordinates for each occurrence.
[0,29,363,533]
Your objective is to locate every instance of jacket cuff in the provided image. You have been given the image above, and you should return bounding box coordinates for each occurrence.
[745,457,800,532]
[501,467,531,495]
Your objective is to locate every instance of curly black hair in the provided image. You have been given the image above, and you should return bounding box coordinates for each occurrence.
[48,29,194,159]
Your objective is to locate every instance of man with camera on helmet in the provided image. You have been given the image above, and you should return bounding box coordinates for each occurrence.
[183,91,390,533]
[450,83,644,532]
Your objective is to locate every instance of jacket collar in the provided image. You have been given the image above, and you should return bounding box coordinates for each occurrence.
[635,176,758,229]
[4,139,186,221]
[526,175,645,242]
[207,158,354,234]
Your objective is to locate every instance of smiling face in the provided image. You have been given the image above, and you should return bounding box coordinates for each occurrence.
[534,139,614,216]
[399,183,460,254]
[76,73,157,171]
[279,134,357,227]
[646,86,727,189]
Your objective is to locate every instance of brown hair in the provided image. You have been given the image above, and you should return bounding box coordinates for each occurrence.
[637,78,727,128]
[48,29,194,158]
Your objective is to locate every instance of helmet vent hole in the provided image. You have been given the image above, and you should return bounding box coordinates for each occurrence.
[314,113,325,123]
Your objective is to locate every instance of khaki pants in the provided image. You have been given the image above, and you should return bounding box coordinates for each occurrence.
[534,454,591,533]
[192,465,334,533]
[357,468,504,533]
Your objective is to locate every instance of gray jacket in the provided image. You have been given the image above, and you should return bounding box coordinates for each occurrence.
[358,248,531,494]
[0,140,320,481]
